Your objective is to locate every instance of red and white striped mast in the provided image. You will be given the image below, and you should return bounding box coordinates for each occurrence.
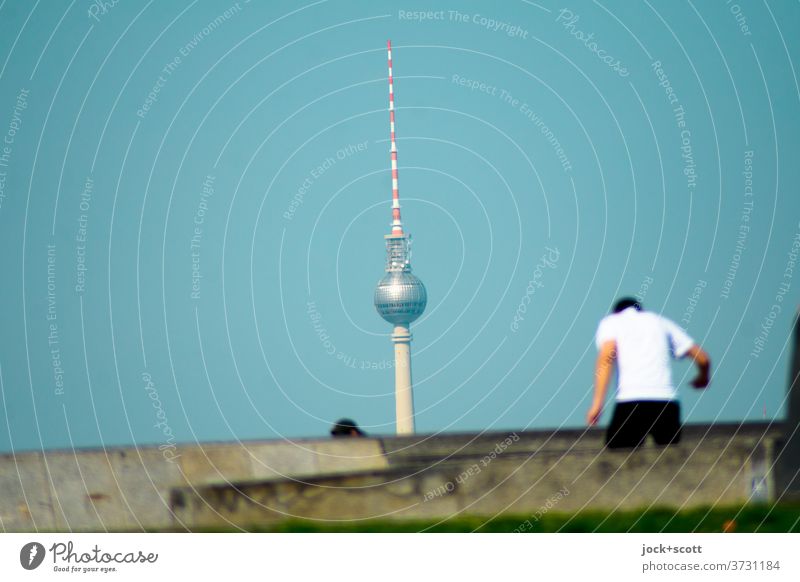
[388,39,404,236]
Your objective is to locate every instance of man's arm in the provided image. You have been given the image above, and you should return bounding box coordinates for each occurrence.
[587,340,616,425]
[685,344,711,388]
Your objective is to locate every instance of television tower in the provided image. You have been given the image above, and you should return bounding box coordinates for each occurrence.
[374,40,427,435]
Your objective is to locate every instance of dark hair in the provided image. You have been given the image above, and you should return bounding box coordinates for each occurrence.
[613,297,642,313]
[330,418,365,437]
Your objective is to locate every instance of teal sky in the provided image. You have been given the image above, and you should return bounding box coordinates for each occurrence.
[0,0,798,452]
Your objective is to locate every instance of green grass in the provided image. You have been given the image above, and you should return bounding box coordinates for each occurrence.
[201,502,800,533]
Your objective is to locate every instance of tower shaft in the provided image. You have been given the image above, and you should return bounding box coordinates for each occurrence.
[392,325,415,435]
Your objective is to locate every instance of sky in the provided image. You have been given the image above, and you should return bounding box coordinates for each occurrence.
[0,0,798,452]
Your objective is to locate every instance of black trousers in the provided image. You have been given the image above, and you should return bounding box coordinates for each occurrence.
[605,400,681,449]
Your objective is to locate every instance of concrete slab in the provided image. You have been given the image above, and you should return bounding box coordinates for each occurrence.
[0,452,55,531]
[178,444,253,484]
[310,439,389,474]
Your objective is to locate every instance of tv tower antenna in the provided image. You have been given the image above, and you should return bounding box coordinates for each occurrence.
[374,40,427,435]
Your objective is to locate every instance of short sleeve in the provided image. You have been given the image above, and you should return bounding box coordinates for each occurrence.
[662,317,694,358]
[595,316,616,349]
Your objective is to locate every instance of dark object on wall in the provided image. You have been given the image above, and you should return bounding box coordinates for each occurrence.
[331,419,366,438]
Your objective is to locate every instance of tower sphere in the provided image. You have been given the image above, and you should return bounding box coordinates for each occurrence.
[374,271,427,325]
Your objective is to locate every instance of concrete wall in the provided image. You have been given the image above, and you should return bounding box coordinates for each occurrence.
[169,424,783,530]
[0,423,784,532]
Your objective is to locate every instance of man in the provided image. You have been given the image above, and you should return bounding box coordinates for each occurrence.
[586,298,711,448]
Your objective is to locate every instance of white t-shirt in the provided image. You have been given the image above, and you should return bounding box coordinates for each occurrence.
[595,307,695,402]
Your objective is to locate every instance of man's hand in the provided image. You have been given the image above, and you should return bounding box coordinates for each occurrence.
[691,370,710,388]
[686,345,711,389]
[586,402,603,426]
